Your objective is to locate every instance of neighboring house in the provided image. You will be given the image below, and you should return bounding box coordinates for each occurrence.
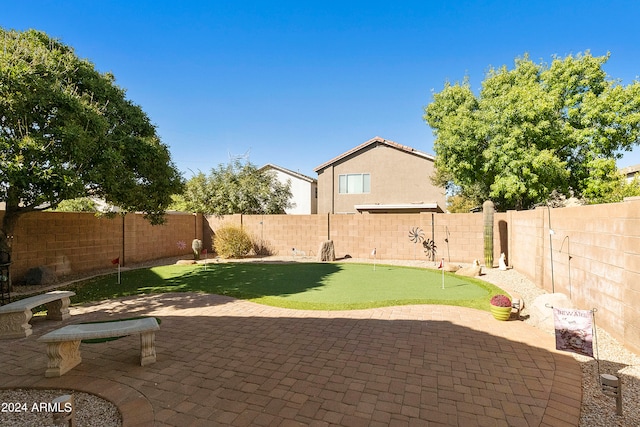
[259,164,318,214]
[620,164,640,183]
[314,136,446,214]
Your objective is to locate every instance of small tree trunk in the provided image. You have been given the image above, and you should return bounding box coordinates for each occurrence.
[318,240,335,262]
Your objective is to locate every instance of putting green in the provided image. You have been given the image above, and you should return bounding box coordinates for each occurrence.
[275,263,487,304]
[69,261,502,311]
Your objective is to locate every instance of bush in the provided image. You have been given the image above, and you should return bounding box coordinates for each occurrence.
[251,236,275,256]
[213,224,253,258]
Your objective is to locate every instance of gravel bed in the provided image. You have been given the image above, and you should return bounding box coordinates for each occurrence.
[0,389,121,427]
[4,256,640,425]
[480,266,640,427]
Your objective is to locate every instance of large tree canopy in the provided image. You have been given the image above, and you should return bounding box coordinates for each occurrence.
[174,160,293,215]
[424,52,640,210]
[0,28,183,254]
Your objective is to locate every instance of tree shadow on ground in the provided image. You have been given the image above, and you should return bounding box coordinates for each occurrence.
[1,298,589,426]
[67,262,343,305]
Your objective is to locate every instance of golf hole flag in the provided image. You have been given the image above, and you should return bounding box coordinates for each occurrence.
[553,308,594,357]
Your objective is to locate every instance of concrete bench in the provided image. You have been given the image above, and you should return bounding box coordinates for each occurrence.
[37,317,160,377]
[0,290,75,339]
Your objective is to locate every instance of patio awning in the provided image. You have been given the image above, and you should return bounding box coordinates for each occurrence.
[354,203,443,213]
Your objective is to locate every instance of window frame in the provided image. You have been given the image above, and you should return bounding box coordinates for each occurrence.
[338,173,371,194]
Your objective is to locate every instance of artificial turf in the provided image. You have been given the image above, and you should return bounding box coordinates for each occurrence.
[67,261,507,311]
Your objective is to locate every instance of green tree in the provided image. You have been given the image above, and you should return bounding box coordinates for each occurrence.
[52,197,98,212]
[0,28,183,256]
[424,52,640,210]
[582,158,640,204]
[176,160,293,215]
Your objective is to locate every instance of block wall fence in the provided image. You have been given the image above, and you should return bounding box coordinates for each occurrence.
[2,199,640,354]
[0,211,202,281]
[206,199,640,355]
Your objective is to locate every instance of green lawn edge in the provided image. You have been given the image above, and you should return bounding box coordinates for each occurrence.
[61,261,509,312]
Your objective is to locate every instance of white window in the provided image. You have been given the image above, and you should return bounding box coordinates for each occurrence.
[339,173,370,194]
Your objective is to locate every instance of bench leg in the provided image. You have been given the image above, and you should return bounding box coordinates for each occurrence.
[45,297,72,321]
[0,309,33,339]
[44,340,81,377]
[140,331,156,366]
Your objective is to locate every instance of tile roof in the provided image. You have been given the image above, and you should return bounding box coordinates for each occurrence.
[314,136,435,172]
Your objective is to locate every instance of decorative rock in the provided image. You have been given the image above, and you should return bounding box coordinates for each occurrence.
[528,292,574,334]
[176,260,197,265]
[24,266,58,286]
[318,240,335,262]
[442,263,461,273]
[455,260,482,277]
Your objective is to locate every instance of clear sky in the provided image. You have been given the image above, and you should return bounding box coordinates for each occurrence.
[4,1,640,178]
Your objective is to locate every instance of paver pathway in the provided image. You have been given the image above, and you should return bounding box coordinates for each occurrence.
[0,292,581,426]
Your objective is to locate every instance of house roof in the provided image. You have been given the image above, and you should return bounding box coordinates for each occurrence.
[314,136,435,172]
[620,164,640,176]
[259,163,317,183]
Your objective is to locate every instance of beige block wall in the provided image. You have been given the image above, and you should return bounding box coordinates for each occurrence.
[5,202,640,354]
[317,143,446,213]
[1,211,201,281]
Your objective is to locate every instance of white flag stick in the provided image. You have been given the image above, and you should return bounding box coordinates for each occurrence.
[441,258,445,289]
[372,248,377,271]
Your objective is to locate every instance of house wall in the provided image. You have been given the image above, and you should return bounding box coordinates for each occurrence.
[316,143,446,214]
[271,169,317,214]
[0,211,202,281]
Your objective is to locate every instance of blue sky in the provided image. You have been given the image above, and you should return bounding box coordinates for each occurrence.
[4,1,640,178]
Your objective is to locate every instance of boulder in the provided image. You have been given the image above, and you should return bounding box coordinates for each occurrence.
[318,240,335,262]
[455,260,482,277]
[528,293,574,334]
[24,266,58,286]
[442,263,461,273]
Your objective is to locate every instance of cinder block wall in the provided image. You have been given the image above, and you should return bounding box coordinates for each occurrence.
[206,212,488,264]
[505,199,640,354]
[4,203,640,354]
[1,211,201,281]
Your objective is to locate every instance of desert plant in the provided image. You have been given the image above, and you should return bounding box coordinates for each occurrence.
[251,235,275,256]
[483,200,495,268]
[213,224,253,258]
[490,294,512,307]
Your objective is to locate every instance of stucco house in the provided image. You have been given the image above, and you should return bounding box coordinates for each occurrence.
[259,164,318,214]
[314,136,446,214]
[620,164,640,183]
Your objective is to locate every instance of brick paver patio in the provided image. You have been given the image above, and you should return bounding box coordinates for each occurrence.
[0,292,582,426]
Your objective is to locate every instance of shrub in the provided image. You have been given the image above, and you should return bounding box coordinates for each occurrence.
[490,294,512,307]
[213,224,252,258]
[251,236,275,256]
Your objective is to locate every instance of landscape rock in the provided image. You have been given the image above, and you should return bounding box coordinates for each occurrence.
[528,292,574,334]
[455,260,482,277]
[442,263,461,273]
[318,240,335,262]
[23,266,58,286]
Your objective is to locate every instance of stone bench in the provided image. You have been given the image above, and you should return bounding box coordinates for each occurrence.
[0,290,75,339]
[37,317,160,377]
